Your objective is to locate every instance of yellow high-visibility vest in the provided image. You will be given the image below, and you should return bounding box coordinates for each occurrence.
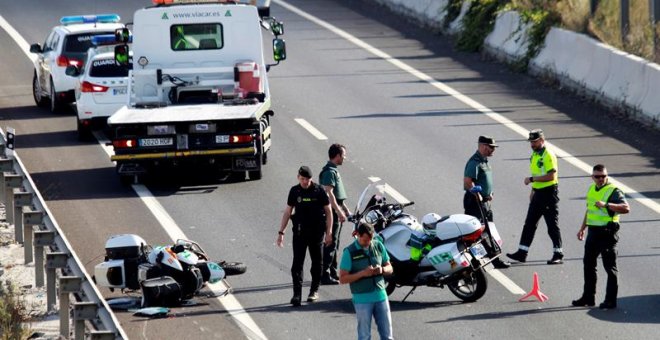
[530,148,558,189]
[586,183,619,226]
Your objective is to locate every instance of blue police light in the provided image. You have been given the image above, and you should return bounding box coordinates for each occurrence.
[60,14,121,25]
[91,34,132,46]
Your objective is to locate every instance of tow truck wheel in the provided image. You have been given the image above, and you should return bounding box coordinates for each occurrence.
[32,71,47,108]
[248,169,262,180]
[77,119,93,141]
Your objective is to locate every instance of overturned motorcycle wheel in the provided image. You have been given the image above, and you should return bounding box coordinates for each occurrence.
[447,268,488,302]
[218,261,247,276]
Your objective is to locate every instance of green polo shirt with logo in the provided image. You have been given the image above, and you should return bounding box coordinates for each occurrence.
[464,151,493,196]
[320,161,347,201]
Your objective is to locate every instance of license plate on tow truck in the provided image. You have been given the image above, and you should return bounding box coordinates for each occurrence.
[139,138,174,147]
[469,243,488,259]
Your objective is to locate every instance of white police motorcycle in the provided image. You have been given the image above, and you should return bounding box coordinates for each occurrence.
[349,181,502,302]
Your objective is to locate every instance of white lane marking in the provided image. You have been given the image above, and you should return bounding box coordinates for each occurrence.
[294,118,328,140]
[274,0,660,216]
[367,176,410,204]
[93,132,268,340]
[487,268,526,295]
[0,14,37,63]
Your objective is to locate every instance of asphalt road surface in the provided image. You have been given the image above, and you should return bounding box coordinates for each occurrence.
[1,0,659,339]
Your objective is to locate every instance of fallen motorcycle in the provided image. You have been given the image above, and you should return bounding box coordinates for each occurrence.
[94,234,246,307]
[349,180,502,302]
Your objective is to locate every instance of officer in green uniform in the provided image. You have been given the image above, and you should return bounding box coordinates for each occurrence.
[339,223,393,340]
[508,129,564,265]
[463,135,510,268]
[320,143,351,284]
[572,164,629,309]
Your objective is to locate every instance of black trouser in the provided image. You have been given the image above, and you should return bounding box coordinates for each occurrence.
[582,225,619,303]
[463,192,500,256]
[323,200,343,279]
[291,229,324,296]
[519,185,562,251]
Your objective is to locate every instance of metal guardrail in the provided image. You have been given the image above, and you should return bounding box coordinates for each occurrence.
[0,127,127,340]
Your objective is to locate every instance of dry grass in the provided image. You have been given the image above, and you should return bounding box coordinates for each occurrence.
[0,280,31,340]
[508,0,657,61]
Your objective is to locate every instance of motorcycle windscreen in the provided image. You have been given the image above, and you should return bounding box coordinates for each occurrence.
[419,243,471,274]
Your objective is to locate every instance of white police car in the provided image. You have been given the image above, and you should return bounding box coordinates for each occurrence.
[237,0,271,17]
[29,14,124,113]
[69,45,131,140]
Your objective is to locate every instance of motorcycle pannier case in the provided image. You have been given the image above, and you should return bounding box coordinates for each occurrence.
[140,276,182,307]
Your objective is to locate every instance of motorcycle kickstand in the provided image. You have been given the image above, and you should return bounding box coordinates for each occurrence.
[401,286,418,302]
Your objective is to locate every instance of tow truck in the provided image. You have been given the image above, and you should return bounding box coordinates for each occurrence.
[108,0,285,184]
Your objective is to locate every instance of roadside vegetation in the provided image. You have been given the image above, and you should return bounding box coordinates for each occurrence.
[446,0,658,63]
[0,280,31,340]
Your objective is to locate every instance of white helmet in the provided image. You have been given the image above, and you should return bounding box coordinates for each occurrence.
[421,213,442,236]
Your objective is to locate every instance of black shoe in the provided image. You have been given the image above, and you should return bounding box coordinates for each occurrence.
[290,295,301,307]
[492,258,511,269]
[599,301,617,309]
[321,276,339,285]
[307,291,319,302]
[547,252,564,265]
[571,297,595,307]
[506,250,527,263]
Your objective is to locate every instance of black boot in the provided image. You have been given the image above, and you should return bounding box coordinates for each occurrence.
[571,297,595,307]
[492,258,511,269]
[547,252,564,265]
[506,250,528,263]
[290,293,301,307]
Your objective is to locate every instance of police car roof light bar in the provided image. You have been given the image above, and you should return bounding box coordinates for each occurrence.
[60,14,121,25]
[91,34,132,46]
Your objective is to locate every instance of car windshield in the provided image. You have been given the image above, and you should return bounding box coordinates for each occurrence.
[64,32,115,53]
[89,58,130,77]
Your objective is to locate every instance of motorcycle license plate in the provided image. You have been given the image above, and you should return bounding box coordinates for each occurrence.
[469,244,488,259]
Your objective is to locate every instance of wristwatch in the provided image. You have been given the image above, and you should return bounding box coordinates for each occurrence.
[529,176,534,182]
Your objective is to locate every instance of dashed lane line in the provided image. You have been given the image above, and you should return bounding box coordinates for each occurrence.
[294,118,328,140]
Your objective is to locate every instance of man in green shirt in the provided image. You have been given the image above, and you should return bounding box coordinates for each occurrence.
[339,222,393,340]
[463,135,510,269]
[320,143,351,284]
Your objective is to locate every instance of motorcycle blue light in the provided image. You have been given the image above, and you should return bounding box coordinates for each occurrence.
[60,14,121,25]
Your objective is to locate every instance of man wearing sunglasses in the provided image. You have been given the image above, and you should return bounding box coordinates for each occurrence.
[572,164,629,309]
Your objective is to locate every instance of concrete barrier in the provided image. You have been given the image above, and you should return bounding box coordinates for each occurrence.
[637,62,660,123]
[599,49,648,108]
[448,0,471,35]
[564,34,597,91]
[484,10,530,62]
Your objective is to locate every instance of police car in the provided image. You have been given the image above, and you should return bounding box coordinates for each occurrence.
[237,0,271,17]
[29,14,124,113]
[68,44,131,140]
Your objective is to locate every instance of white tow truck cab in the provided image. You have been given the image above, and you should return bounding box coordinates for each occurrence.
[108,0,286,184]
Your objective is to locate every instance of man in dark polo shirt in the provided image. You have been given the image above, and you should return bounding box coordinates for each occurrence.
[463,135,510,269]
[277,166,333,306]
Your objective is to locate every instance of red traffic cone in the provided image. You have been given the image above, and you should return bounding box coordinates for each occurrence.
[519,272,548,302]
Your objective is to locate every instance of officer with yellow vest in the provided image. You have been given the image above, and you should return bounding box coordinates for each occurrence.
[507,129,564,264]
[572,164,629,309]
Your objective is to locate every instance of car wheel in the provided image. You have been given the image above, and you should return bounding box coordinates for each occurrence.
[49,78,60,113]
[32,71,48,108]
[77,119,93,141]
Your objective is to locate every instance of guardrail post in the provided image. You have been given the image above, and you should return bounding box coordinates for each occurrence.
[59,276,82,339]
[46,252,68,312]
[12,190,31,244]
[89,331,116,340]
[73,302,98,340]
[33,230,55,287]
[23,209,44,264]
[4,172,22,231]
[0,158,13,201]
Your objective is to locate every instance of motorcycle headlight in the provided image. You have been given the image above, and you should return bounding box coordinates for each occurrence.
[365,210,380,224]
